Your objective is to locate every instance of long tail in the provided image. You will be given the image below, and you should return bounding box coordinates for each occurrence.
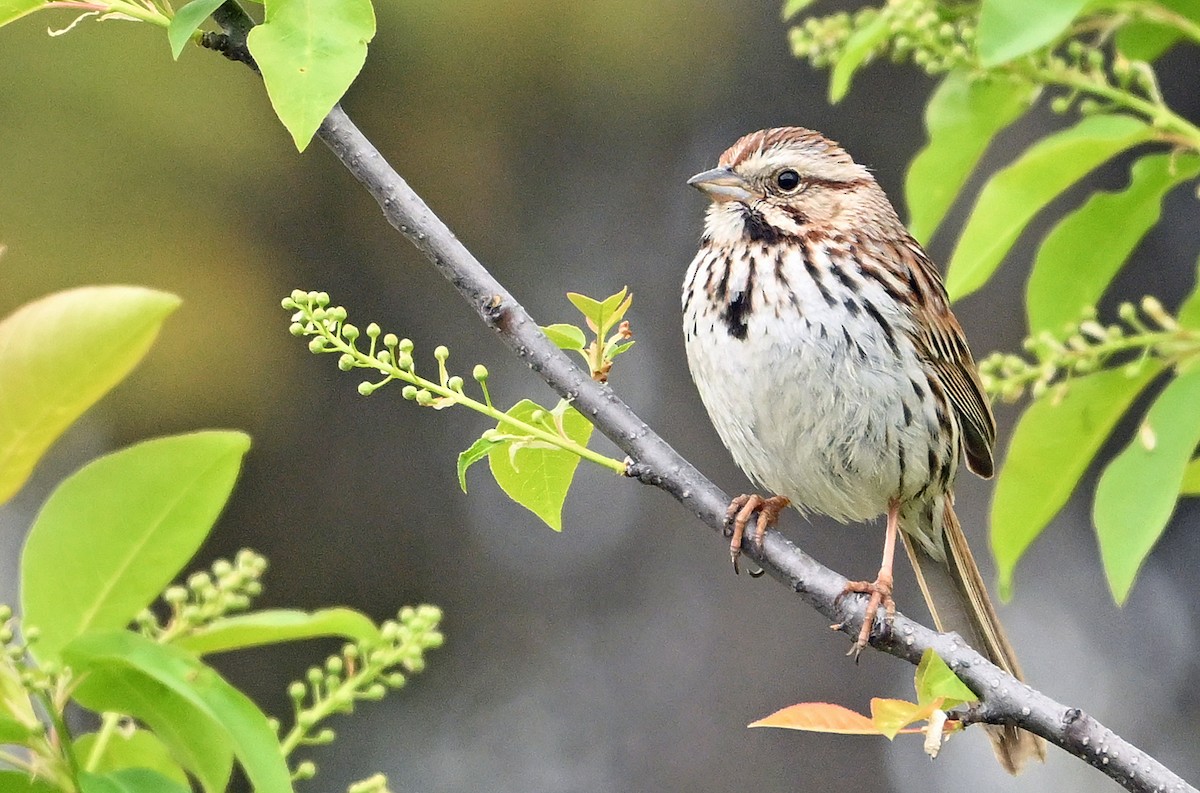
[899,499,1046,774]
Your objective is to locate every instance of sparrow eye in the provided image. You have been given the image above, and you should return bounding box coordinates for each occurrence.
[775,169,802,192]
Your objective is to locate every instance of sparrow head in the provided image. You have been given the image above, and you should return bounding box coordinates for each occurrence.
[688,127,902,244]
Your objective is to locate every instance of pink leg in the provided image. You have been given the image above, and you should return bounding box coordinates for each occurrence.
[835,499,899,658]
[725,494,790,575]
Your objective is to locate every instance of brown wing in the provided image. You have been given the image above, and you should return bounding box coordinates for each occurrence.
[900,239,997,478]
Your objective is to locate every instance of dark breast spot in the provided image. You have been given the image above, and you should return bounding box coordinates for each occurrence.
[721,291,750,340]
[742,208,783,244]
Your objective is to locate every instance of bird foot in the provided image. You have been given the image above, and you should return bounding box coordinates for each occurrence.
[724,494,790,575]
[832,572,895,659]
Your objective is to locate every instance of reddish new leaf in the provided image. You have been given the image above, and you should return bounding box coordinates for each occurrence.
[750,701,877,733]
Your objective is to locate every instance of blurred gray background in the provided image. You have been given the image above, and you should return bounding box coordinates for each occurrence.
[2,2,1198,792]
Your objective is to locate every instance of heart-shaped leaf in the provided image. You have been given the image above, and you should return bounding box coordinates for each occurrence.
[247,0,376,150]
[488,399,592,531]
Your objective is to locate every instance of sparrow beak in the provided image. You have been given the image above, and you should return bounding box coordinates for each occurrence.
[687,167,760,204]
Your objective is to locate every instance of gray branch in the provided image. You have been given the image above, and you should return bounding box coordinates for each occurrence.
[314,104,1196,793]
[204,11,1196,791]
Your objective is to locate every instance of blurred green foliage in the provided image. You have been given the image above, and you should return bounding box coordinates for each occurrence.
[0,287,441,793]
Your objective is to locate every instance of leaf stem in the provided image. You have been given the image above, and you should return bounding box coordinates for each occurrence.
[84,712,122,772]
[1044,65,1200,148]
[103,0,170,26]
[984,326,1200,399]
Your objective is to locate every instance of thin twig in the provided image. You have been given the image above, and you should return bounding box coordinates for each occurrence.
[204,11,1197,793]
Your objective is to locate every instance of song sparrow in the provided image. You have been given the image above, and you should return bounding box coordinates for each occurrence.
[682,127,1045,773]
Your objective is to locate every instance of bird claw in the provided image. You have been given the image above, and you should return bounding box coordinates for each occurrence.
[724,494,790,575]
[832,573,895,659]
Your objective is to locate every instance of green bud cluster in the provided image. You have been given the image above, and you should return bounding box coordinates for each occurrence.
[280,606,444,776]
[282,290,496,410]
[787,0,1174,122]
[0,604,57,742]
[789,0,976,78]
[154,550,267,641]
[1042,37,1164,117]
[979,297,1196,403]
[788,10,857,69]
[0,608,76,792]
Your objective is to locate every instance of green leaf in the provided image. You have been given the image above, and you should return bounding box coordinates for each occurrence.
[597,288,632,335]
[828,11,890,103]
[65,632,290,793]
[75,731,190,788]
[945,114,1151,301]
[1181,457,1200,495]
[913,649,977,707]
[175,607,379,656]
[1094,368,1200,603]
[905,74,1033,244]
[1176,255,1200,329]
[488,399,593,531]
[991,362,1164,596]
[1115,20,1181,61]
[782,0,817,20]
[566,292,604,327]
[977,0,1089,65]
[79,769,191,793]
[869,697,938,739]
[541,323,586,352]
[457,435,501,493]
[0,771,58,793]
[21,431,251,661]
[567,287,631,339]
[0,286,181,505]
[0,0,43,27]
[68,665,232,792]
[246,0,376,150]
[605,340,635,360]
[167,0,226,59]
[1027,153,1200,333]
[1114,0,1198,60]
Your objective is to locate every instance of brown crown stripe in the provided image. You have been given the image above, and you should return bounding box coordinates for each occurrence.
[719,126,855,168]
